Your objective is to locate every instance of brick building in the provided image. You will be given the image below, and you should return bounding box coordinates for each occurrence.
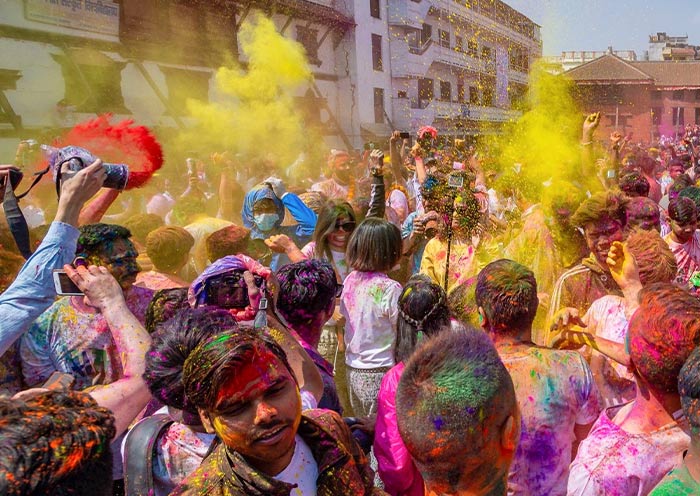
[566,54,700,142]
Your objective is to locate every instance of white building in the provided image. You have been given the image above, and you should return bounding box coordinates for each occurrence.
[382,0,541,139]
[543,48,637,74]
[0,0,539,157]
[647,32,699,61]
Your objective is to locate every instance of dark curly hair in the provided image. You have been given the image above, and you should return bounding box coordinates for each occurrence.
[618,171,650,197]
[275,259,337,344]
[143,308,238,418]
[0,390,115,496]
[144,287,190,334]
[76,223,132,259]
[183,329,294,413]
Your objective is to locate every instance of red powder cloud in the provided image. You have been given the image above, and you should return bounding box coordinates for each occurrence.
[55,114,163,190]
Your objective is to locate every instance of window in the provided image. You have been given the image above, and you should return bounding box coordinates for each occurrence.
[53,51,127,113]
[482,85,494,106]
[372,34,383,71]
[457,82,465,103]
[440,81,452,101]
[370,0,381,19]
[374,88,385,123]
[467,39,478,57]
[297,26,320,65]
[455,36,463,52]
[439,29,450,48]
[421,23,432,45]
[673,90,684,100]
[652,107,662,125]
[651,90,662,100]
[161,67,210,116]
[672,107,685,126]
[696,89,700,100]
[418,78,434,107]
[397,90,408,98]
[481,46,492,61]
[469,86,479,105]
[696,108,700,125]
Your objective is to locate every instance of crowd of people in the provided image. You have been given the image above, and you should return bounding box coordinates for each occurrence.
[1,114,700,496]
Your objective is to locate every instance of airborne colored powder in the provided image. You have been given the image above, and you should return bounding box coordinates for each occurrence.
[177,14,324,182]
[55,115,164,190]
[485,59,601,200]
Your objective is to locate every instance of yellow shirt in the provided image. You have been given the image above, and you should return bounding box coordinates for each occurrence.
[420,237,479,294]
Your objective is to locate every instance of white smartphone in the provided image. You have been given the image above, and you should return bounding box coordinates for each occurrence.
[53,270,83,296]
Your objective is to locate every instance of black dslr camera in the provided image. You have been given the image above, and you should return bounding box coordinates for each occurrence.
[203,270,264,309]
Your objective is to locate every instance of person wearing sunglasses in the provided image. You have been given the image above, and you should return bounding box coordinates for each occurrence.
[264,200,359,414]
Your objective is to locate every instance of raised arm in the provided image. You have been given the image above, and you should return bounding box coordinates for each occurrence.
[64,264,152,438]
[0,160,106,355]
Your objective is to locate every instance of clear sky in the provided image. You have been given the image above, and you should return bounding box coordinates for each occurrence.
[504,0,700,56]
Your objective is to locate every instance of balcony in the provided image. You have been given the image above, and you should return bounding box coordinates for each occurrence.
[392,39,496,78]
[433,0,541,50]
[388,0,431,29]
[508,68,529,85]
[392,97,520,131]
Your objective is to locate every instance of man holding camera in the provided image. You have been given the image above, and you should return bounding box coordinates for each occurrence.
[0,160,107,398]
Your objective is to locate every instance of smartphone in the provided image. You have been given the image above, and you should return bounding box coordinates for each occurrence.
[399,132,410,139]
[53,270,83,296]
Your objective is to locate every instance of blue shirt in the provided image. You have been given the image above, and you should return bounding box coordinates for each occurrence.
[0,221,79,355]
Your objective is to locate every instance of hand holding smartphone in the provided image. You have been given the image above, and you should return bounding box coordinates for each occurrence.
[53,269,84,296]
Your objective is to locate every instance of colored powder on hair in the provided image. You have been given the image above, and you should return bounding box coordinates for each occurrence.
[430,359,498,416]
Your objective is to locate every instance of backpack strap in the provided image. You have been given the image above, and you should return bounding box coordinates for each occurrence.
[124,413,174,496]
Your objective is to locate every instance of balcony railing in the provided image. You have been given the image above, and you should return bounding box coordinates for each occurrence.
[392,97,521,130]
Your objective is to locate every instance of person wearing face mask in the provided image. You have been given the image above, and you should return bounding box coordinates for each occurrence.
[241,177,316,271]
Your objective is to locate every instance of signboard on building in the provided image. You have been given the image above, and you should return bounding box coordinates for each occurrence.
[24,0,120,37]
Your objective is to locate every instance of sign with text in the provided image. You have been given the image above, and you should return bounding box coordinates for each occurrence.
[25,0,120,37]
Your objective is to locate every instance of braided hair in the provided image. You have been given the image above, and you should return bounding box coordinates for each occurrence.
[395,275,450,363]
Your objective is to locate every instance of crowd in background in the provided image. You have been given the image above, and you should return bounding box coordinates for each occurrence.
[1,115,700,495]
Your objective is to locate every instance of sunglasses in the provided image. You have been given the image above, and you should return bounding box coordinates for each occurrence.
[335,283,344,298]
[335,221,356,233]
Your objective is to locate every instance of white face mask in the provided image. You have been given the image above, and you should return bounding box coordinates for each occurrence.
[254,213,279,231]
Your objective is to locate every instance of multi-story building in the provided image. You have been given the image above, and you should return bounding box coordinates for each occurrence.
[0,0,539,157]
[0,0,356,158]
[647,32,699,61]
[383,0,541,139]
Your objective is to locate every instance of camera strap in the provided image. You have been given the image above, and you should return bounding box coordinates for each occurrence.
[2,165,53,260]
[3,178,32,259]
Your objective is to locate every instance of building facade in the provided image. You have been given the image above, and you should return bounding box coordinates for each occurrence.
[0,0,539,157]
[542,48,636,74]
[383,0,541,139]
[566,54,700,142]
[647,32,699,61]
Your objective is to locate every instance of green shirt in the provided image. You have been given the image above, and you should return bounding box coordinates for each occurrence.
[650,462,700,495]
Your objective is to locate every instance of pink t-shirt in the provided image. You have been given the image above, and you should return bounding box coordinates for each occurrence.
[583,295,636,408]
[664,230,700,286]
[568,404,690,496]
